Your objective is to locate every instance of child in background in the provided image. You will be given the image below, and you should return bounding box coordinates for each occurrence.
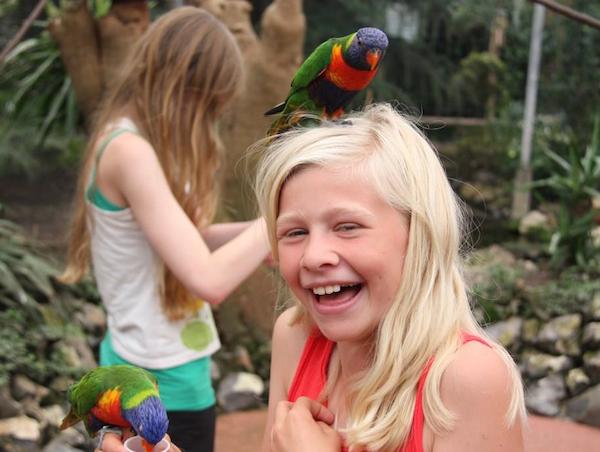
[61,7,270,452]
[255,103,526,452]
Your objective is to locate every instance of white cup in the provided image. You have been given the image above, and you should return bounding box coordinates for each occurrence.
[124,435,170,452]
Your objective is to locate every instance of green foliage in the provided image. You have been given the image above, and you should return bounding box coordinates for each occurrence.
[0,218,99,387]
[0,0,17,17]
[523,269,600,319]
[0,27,84,176]
[88,0,113,18]
[470,262,522,323]
[532,116,600,268]
[449,51,508,117]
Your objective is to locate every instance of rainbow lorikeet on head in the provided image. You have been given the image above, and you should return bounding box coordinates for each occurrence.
[59,364,168,452]
[265,27,388,136]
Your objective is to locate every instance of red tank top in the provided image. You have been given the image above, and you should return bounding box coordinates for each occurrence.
[287,331,489,452]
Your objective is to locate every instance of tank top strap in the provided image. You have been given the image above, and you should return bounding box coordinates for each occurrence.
[288,329,334,402]
[86,124,142,209]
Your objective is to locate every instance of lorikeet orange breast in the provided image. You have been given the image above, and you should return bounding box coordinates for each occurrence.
[265,27,388,135]
[60,364,169,451]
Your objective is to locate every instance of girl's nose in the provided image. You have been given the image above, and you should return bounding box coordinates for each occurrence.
[300,234,339,270]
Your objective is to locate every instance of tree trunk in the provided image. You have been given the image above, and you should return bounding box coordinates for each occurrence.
[48,0,103,120]
[194,0,305,335]
[48,0,149,123]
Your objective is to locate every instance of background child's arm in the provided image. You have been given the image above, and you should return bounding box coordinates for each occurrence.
[96,132,270,305]
[200,221,254,251]
[432,342,524,452]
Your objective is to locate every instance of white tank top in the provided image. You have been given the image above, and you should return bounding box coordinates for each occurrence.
[89,118,221,369]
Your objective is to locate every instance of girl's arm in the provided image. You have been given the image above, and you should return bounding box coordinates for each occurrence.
[96,133,270,305]
[261,308,309,452]
[200,221,254,251]
[432,342,525,452]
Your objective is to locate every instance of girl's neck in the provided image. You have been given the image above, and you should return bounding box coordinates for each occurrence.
[328,340,372,431]
[336,337,374,378]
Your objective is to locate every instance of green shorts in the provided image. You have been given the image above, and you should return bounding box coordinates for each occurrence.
[99,333,215,411]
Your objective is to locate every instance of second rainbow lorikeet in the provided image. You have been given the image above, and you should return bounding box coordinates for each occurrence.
[59,364,168,452]
[265,27,388,136]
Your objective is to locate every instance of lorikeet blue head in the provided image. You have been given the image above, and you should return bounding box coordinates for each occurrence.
[124,396,169,446]
[346,27,389,71]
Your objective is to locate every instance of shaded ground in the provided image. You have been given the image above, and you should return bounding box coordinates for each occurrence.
[0,169,76,251]
[216,410,600,452]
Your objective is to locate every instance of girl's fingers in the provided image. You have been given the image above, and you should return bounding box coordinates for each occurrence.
[294,397,335,425]
[97,432,126,452]
[274,400,293,423]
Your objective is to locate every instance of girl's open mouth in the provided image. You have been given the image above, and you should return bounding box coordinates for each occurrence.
[311,283,363,313]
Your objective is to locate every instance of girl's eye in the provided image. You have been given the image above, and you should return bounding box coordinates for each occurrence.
[279,228,306,239]
[336,223,359,232]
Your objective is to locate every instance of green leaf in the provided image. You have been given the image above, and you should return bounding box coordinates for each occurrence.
[0,260,28,304]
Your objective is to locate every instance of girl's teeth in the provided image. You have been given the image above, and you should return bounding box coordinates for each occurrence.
[313,285,341,295]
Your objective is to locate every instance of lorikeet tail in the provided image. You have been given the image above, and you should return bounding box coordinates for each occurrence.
[59,409,80,430]
[264,102,285,116]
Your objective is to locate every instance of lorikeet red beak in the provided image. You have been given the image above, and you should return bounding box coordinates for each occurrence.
[367,49,382,70]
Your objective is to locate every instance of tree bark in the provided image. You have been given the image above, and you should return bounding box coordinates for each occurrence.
[98,1,150,91]
[48,0,149,122]
[48,0,103,120]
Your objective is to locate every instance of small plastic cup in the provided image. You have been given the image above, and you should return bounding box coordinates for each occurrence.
[124,435,170,452]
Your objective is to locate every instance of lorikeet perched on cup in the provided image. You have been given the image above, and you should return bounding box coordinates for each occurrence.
[265,27,388,136]
[59,364,168,452]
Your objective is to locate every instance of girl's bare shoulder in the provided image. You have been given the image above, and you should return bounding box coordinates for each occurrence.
[440,340,516,419]
[272,307,310,350]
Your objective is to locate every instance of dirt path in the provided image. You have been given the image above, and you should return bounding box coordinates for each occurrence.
[216,409,600,452]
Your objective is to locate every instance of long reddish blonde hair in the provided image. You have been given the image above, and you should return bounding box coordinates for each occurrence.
[61,7,244,321]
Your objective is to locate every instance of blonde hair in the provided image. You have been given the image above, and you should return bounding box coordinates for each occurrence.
[61,7,244,321]
[255,103,525,451]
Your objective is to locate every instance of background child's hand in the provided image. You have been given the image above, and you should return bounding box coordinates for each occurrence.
[264,252,277,268]
[270,397,341,452]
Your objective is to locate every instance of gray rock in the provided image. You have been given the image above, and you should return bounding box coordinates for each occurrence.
[42,428,88,452]
[0,415,41,442]
[217,372,265,412]
[583,322,600,350]
[41,405,66,429]
[0,386,22,419]
[522,318,541,344]
[210,360,221,381]
[525,373,566,416]
[566,368,591,397]
[519,210,551,236]
[49,376,73,394]
[565,383,600,428]
[53,337,97,371]
[588,293,600,321]
[536,314,581,356]
[74,302,106,336]
[485,317,522,352]
[11,375,39,402]
[521,351,573,379]
[583,351,600,383]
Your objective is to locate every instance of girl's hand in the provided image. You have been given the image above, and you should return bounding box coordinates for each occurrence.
[271,397,342,452]
[96,429,181,452]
